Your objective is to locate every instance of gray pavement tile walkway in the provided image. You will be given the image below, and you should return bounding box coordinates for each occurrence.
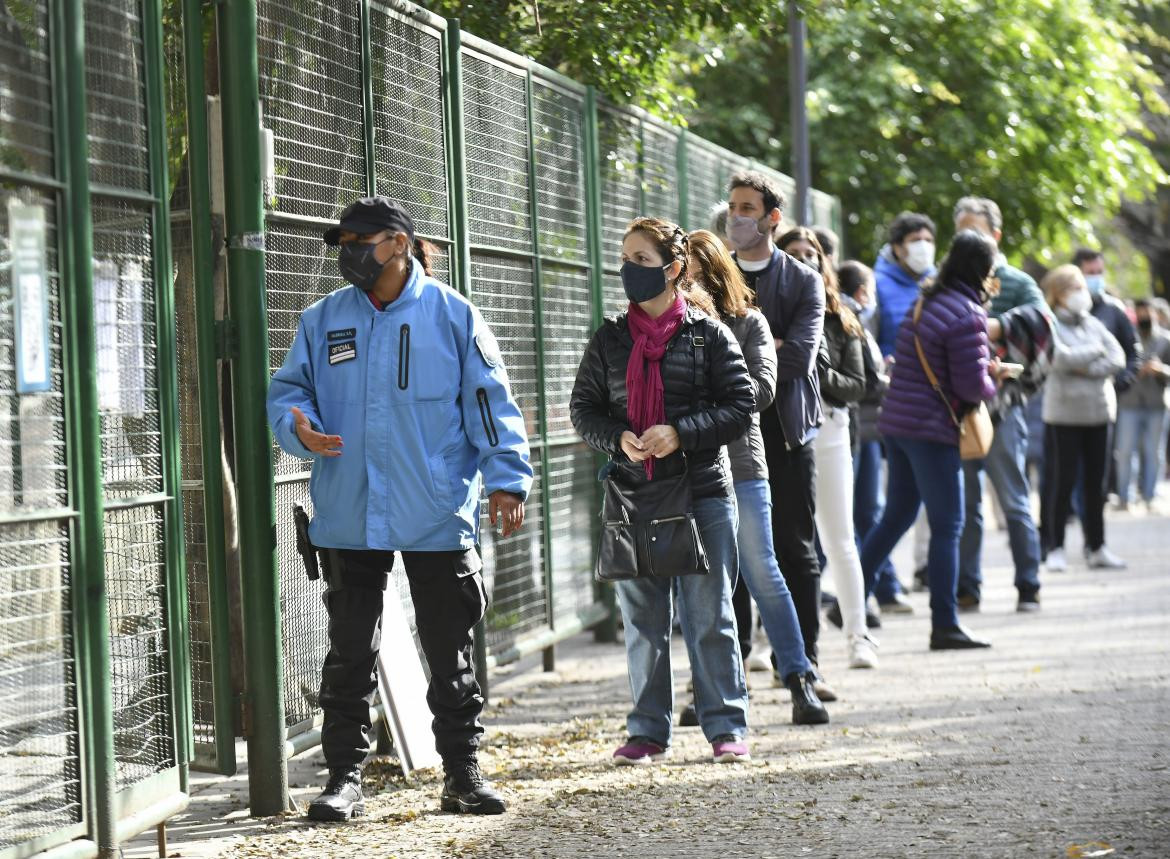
[126,503,1170,859]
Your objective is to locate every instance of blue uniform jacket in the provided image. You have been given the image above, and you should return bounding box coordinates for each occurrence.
[267,260,533,552]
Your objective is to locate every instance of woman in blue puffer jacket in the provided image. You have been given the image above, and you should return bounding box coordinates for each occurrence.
[858,230,1001,651]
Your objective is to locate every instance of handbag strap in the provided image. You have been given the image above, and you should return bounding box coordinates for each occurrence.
[911,297,962,431]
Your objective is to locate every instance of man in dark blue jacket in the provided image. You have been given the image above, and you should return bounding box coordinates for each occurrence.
[726,171,830,696]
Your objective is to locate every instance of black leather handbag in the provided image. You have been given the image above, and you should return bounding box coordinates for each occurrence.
[594,459,709,582]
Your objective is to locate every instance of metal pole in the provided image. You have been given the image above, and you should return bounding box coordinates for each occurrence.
[359,0,377,197]
[444,21,472,301]
[216,0,288,816]
[788,0,811,226]
[443,20,490,696]
[143,0,193,791]
[524,69,557,671]
[56,0,117,851]
[582,87,617,643]
[182,0,237,775]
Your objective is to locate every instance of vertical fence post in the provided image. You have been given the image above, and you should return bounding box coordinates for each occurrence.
[676,130,690,229]
[636,118,648,216]
[523,69,557,672]
[56,0,118,851]
[582,86,617,643]
[142,0,193,789]
[180,0,237,776]
[788,0,811,225]
[359,0,377,197]
[216,0,289,816]
[443,20,490,696]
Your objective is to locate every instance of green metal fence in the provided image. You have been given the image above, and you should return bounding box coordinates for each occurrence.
[0,0,191,856]
[1,0,843,843]
[205,0,841,814]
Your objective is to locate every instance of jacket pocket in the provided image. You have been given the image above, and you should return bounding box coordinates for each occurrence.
[398,324,410,390]
[428,453,452,511]
[476,387,500,447]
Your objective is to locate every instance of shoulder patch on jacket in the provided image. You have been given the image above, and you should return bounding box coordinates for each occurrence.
[475,327,502,368]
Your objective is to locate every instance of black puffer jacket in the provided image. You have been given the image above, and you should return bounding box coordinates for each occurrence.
[570,305,754,499]
[818,312,866,408]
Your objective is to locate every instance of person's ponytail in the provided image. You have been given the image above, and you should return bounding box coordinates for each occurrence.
[413,237,436,276]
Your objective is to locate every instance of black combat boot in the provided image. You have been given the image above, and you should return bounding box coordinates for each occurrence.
[785,671,830,725]
[441,757,506,815]
[307,765,365,821]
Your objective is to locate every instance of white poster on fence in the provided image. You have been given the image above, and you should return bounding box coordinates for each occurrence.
[119,259,146,418]
[8,201,51,394]
[94,258,148,418]
[94,259,121,412]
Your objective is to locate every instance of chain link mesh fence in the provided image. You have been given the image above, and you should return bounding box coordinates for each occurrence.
[86,0,180,795]
[0,176,83,847]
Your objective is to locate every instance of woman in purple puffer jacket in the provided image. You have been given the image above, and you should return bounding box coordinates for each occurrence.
[858,230,1002,651]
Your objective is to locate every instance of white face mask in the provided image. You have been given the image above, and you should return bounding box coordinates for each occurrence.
[1063,288,1092,317]
[903,238,935,275]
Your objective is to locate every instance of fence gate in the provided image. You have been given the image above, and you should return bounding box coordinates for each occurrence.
[1,0,191,856]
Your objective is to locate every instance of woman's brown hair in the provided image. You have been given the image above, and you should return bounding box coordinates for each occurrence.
[623,217,718,317]
[687,229,754,319]
[776,226,863,339]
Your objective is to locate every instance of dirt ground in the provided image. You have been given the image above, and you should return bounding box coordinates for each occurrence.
[132,506,1169,859]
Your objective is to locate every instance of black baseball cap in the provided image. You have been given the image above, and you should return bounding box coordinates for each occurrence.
[324,196,415,246]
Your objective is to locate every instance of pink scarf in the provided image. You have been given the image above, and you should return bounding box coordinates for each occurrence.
[625,295,687,479]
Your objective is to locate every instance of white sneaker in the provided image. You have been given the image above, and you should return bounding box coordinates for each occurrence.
[746,649,773,673]
[1045,548,1067,572]
[1087,546,1127,569]
[848,634,879,670]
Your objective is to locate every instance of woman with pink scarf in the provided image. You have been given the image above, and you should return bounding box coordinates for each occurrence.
[570,217,755,764]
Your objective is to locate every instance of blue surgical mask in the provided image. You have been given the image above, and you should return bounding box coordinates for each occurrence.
[338,239,389,290]
[620,260,670,303]
[1084,274,1106,297]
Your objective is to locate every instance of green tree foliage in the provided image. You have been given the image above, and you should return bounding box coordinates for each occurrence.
[682,0,1166,263]
[423,0,779,112]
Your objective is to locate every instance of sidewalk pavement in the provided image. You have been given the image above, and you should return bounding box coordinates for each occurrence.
[127,503,1170,859]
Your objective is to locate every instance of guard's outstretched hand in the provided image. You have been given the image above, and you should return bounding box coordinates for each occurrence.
[291,406,343,457]
[489,490,525,537]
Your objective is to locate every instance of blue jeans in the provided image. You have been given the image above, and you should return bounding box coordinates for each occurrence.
[854,439,902,602]
[860,435,964,629]
[734,479,813,681]
[958,404,1042,600]
[1115,406,1169,503]
[615,494,748,746]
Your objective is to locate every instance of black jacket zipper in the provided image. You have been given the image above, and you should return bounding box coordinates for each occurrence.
[398,324,410,390]
[476,388,500,447]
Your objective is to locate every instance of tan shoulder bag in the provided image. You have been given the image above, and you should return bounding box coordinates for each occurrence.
[912,297,994,461]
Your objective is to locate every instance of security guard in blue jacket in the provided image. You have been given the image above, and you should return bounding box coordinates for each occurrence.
[267,197,532,820]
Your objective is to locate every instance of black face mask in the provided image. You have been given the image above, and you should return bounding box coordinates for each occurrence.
[338,239,389,290]
[620,260,670,303]
[1138,318,1153,334]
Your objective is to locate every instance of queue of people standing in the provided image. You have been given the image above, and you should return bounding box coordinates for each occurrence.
[572,173,1152,766]
[267,178,1158,821]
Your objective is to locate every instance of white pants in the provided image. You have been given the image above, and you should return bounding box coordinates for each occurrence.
[813,408,867,639]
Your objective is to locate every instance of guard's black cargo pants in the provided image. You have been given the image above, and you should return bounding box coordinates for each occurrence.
[318,547,487,769]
